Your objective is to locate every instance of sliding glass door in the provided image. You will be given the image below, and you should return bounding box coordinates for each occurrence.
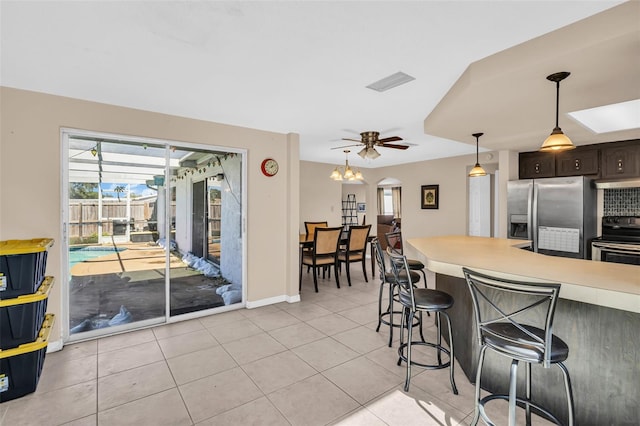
[64,131,244,341]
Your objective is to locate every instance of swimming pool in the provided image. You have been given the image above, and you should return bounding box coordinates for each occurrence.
[69,246,128,268]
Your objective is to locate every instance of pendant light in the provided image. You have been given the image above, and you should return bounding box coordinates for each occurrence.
[540,71,576,152]
[469,132,487,177]
[329,150,364,181]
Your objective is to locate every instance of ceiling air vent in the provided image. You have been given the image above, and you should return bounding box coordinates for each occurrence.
[366,72,415,92]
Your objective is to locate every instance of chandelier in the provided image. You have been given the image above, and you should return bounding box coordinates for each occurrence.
[330,150,364,181]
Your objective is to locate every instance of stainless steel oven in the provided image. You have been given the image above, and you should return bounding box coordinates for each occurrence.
[591,216,640,265]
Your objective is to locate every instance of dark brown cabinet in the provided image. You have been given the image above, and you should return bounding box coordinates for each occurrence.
[519,139,639,180]
[519,152,555,179]
[601,142,640,179]
[556,148,600,177]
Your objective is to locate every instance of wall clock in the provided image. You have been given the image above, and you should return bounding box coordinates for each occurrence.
[260,158,279,177]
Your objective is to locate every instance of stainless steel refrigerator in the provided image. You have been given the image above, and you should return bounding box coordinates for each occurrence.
[507,176,597,259]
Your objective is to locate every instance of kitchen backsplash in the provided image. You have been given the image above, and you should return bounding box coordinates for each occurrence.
[603,187,640,216]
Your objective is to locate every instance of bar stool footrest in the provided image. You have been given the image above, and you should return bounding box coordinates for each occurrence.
[379,310,420,329]
[397,341,451,370]
[478,394,564,426]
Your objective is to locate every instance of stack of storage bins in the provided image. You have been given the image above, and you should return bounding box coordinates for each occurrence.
[0,238,55,403]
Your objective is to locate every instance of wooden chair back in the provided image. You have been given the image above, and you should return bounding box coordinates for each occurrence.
[305,221,328,238]
[346,225,371,252]
[313,226,342,256]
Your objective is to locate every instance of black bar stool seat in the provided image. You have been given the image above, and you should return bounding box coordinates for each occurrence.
[483,323,569,363]
[398,287,453,311]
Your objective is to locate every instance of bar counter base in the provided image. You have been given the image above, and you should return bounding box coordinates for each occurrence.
[436,273,639,426]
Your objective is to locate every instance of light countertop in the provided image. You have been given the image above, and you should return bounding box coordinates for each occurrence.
[407,235,640,313]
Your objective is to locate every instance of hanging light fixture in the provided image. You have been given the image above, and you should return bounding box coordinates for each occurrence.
[329,150,364,181]
[540,71,576,152]
[469,132,487,177]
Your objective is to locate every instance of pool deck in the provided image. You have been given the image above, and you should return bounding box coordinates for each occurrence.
[70,243,185,276]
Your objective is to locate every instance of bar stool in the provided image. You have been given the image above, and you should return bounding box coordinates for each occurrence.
[372,238,422,347]
[463,267,574,426]
[385,231,427,286]
[388,250,457,394]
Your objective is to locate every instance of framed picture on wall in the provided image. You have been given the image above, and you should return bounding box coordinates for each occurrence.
[357,202,366,212]
[421,185,439,209]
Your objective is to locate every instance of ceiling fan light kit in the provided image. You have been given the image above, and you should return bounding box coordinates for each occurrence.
[539,71,576,152]
[357,146,380,160]
[469,132,487,177]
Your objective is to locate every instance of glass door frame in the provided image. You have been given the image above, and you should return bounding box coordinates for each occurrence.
[61,128,247,342]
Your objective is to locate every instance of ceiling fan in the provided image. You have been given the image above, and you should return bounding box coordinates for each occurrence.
[332,131,408,159]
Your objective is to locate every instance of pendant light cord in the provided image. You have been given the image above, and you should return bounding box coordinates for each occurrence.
[555,80,560,129]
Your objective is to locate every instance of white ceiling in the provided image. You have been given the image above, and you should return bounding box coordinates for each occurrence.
[1,1,635,169]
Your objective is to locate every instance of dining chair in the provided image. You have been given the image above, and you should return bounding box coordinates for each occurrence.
[304,221,328,238]
[303,221,328,272]
[299,226,342,292]
[337,224,371,287]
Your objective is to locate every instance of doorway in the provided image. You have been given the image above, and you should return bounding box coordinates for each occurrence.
[63,130,245,341]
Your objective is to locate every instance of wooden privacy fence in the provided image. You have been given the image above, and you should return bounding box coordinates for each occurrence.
[68,199,157,238]
[68,199,220,239]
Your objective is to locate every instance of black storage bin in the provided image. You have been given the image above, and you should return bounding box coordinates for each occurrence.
[0,239,53,300]
[0,314,54,403]
[0,277,53,350]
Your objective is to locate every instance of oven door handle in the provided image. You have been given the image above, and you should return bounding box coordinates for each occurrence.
[592,243,640,255]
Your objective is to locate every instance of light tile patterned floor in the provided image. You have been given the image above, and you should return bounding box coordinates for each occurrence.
[0,265,556,425]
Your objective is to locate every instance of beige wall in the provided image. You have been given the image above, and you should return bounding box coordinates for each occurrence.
[299,161,342,232]
[299,153,506,260]
[0,87,300,343]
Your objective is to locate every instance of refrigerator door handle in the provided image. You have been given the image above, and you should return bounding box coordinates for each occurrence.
[531,183,537,252]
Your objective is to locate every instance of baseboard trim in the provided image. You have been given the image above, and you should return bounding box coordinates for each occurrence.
[245,293,300,308]
[47,339,64,353]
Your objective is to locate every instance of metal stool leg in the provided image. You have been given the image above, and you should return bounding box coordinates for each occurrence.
[387,282,395,347]
[404,310,415,392]
[470,345,488,426]
[376,282,384,332]
[436,312,443,365]
[442,311,458,395]
[509,359,519,426]
[557,362,575,426]
[526,362,532,426]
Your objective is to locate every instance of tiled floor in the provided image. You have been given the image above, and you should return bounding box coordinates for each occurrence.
[0,265,555,425]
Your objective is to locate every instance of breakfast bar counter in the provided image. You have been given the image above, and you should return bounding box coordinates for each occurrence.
[407,236,639,425]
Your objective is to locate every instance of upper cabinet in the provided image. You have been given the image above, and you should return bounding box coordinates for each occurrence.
[601,141,640,179]
[556,148,600,177]
[519,140,639,180]
[519,152,555,179]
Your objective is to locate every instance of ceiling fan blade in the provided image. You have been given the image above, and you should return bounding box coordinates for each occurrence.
[378,136,403,143]
[379,143,409,150]
[331,144,361,150]
[341,138,363,143]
